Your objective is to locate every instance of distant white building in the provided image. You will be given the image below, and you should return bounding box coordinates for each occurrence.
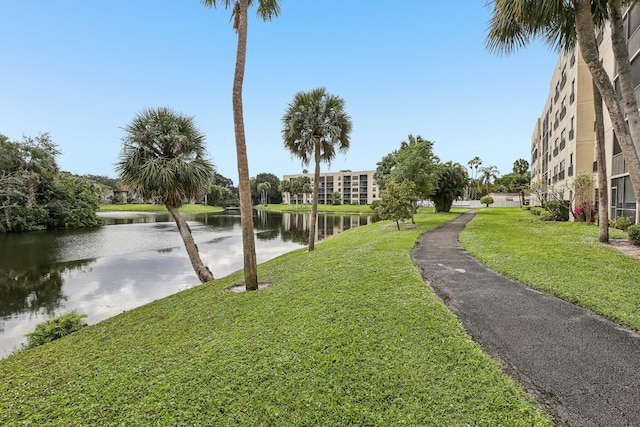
[282,170,379,205]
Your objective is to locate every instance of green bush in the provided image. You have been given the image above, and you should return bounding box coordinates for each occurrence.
[545,200,570,221]
[23,311,88,350]
[629,225,640,245]
[615,216,634,231]
[539,210,555,221]
[531,206,543,216]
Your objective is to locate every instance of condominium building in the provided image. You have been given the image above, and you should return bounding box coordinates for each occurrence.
[531,6,639,221]
[282,170,379,205]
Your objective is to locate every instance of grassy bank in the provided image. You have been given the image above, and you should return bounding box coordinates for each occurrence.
[100,203,224,213]
[0,210,551,426]
[460,208,640,331]
[256,203,372,213]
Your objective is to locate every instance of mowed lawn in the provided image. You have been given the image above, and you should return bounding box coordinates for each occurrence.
[460,208,640,331]
[0,210,551,426]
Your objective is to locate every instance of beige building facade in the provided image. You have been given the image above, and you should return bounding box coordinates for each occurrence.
[531,6,639,221]
[282,170,379,205]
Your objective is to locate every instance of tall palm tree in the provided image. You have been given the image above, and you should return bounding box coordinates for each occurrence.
[467,156,482,199]
[116,107,215,283]
[200,0,281,290]
[282,87,353,251]
[479,165,500,196]
[486,0,640,224]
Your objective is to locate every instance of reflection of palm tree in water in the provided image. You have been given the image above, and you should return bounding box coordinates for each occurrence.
[0,259,95,320]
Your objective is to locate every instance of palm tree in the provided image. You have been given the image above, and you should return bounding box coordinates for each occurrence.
[282,87,353,251]
[116,107,215,283]
[200,0,281,291]
[479,165,500,196]
[432,162,469,212]
[486,0,640,224]
[467,156,482,199]
[257,181,270,206]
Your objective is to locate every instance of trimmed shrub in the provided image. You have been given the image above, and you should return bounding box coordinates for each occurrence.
[480,195,494,207]
[531,206,543,216]
[24,311,88,350]
[545,200,570,221]
[629,225,640,246]
[539,210,555,221]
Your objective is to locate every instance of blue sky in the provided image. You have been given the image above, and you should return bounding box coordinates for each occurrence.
[1,1,559,184]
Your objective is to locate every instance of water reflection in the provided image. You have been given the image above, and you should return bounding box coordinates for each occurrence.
[0,210,370,356]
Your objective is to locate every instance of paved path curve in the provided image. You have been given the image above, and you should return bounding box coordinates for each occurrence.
[411,211,640,427]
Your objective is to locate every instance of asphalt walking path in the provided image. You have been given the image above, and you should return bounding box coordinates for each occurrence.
[411,211,640,427]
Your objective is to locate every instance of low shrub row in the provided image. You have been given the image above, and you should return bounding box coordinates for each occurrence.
[629,225,640,245]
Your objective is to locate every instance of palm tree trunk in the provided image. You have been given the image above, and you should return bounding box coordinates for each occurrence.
[166,204,213,283]
[309,146,320,251]
[233,0,258,290]
[574,0,640,223]
[593,81,610,242]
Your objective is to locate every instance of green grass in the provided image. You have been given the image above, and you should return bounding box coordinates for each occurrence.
[99,203,224,213]
[257,203,372,213]
[0,210,551,426]
[460,208,640,331]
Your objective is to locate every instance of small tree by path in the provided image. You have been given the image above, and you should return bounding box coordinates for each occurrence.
[374,180,417,229]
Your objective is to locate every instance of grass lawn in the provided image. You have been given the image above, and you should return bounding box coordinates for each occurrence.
[460,208,640,331]
[0,210,551,426]
[99,203,224,213]
[256,203,372,213]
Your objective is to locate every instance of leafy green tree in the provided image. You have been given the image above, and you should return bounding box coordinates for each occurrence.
[43,172,103,228]
[282,87,352,251]
[480,195,494,208]
[0,133,102,232]
[374,135,440,211]
[331,191,342,205]
[116,107,215,283]
[374,180,418,230]
[250,173,281,205]
[512,158,529,176]
[200,0,282,290]
[431,162,469,212]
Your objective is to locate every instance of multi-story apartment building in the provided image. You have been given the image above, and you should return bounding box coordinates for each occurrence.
[531,6,639,221]
[282,170,379,205]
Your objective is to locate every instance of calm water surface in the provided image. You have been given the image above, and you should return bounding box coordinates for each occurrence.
[0,210,370,357]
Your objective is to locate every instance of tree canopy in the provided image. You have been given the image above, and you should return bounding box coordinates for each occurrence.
[0,133,102,232]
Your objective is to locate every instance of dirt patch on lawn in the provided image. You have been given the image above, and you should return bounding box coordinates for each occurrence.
[608,239,640,259]
[226,282,274,293]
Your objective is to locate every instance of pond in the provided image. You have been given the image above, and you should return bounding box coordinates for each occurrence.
[0,210,371,357]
